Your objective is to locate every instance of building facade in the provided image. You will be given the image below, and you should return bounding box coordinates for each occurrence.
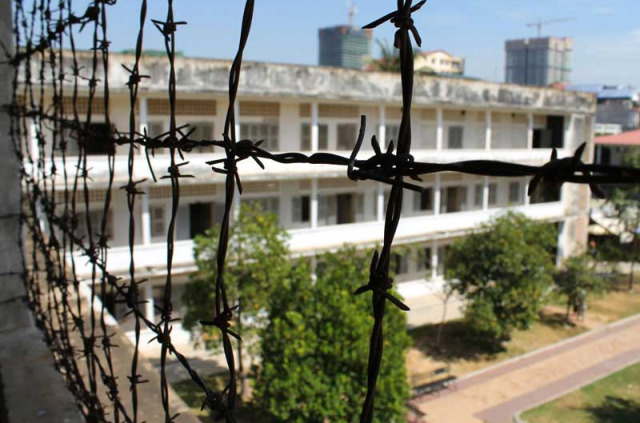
[568,84,640,132]
[318,25,372,70]
[505,37,573,87]
[27,52,596,344]
[414,50,465,75]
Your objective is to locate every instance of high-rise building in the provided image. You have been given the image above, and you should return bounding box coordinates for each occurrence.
[505,37,573,87]
[319,25,372,70]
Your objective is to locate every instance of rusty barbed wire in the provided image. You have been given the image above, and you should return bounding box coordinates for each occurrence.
[6,0,640,423]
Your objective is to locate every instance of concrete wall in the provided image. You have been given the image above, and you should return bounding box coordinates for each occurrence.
[0,1,82,421]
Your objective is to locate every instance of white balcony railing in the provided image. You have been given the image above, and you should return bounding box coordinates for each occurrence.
[69,201,565,279]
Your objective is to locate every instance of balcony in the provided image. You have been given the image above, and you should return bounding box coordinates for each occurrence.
[69,201,565,279]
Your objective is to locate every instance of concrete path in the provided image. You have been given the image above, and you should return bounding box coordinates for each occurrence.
[412,314,640,423]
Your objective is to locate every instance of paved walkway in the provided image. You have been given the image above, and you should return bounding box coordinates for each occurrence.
[413,314,640,423]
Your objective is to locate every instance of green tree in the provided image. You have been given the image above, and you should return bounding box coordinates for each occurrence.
[555,254,607,321]
[254,247,411,423]
[446,211,557,345]
[182,203,290,397]
[367,39,426,73]
[603,148,640,290]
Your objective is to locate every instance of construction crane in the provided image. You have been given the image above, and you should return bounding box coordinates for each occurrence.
[526,18,575,38]
[346,1,357,27]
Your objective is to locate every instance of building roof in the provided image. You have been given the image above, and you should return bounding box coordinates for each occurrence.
[595,129,640,146]
[567,84,639,101]
[419,50,457,58]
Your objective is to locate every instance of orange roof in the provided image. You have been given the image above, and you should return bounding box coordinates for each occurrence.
[595,129,640,146]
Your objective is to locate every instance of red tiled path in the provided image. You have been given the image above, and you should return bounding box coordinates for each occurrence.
[413,315,640,423]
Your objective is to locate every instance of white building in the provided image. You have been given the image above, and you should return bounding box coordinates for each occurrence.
[27,51,596,336]
[414,50,465,75]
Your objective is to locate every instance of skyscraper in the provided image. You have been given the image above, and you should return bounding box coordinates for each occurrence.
[505,37,573,87]
[318,25,372,70]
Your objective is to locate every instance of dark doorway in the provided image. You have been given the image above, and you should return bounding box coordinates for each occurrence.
[547,115,565,149]
[189,202,213,238]
[336,194,354,225]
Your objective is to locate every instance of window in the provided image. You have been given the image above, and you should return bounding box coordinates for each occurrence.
[488,183,498,206]
[318,195,336,226]
[188,122,215,153]
[508,181,521,204]
[474,184,483,208]
[67,123,113,155]
[240,122,279,151]
[386,124,401,141]
[301,123,329,150]
[447,126,463,149]
[337,123,357,150]
[148,122,164,139]
[413,188,433,212]
[441,186,467,213]
[245,197,279,215]
[391,252,409,275]
[292,196,310,223]
[150,205,165,239]
[417,247,432,272]
[75,209,113,241]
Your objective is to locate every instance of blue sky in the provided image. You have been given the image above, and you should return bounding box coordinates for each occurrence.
[70,0,640,87]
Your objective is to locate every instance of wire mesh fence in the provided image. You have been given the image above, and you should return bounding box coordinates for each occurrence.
[4,0,640,422]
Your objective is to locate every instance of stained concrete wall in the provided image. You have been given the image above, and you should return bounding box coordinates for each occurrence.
[0,1,83,421]
[29,51,596,114]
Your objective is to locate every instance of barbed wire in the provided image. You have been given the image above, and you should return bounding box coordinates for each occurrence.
[6,0,640,423]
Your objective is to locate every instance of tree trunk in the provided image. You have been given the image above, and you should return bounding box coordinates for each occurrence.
[566,299,572,322]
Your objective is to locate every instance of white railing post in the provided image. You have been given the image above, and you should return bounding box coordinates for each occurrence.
[483,176,490,210]
[377,184,384,222]
[141,193,152,245]
[311,178,318,229]
[485,110,492,150]
[527,113,534,149]
[436,108,444,150]
[311,102,319,152]
[434,175,441,215]
[379,105,386,143]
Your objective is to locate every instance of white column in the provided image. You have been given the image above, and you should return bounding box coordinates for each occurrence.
[377,184,384,222]
[378,105,386,143]
[311,178,318,229]
[524,182,531,205]
[434,175,441,215]
[431,240,438,280]
[310,255,318,284]
[482,176,490,210]
[141,193,152,245]
[139,97,148,157]
[485,110,492,150]
[564,114,573,150]
[527,113,534,149]
[436,108,444,150]
[144,283,155,322]
[234,101,241,141]
[311,102,319,152]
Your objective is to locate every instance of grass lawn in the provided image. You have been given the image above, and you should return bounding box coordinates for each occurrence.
[521,362,640,423]
[408,277,640,382]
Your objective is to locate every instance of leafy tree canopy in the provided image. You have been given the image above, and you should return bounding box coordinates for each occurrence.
[554,254,608,321]
[255,247,411,423]
[446,211,557,344]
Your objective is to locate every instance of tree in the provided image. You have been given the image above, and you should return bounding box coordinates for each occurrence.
[446,211,557,345]
[182,203,290,398]
[555,254,607,322]
[254,247,411,423]
[367,39,424,73]
[603,148,640,290]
